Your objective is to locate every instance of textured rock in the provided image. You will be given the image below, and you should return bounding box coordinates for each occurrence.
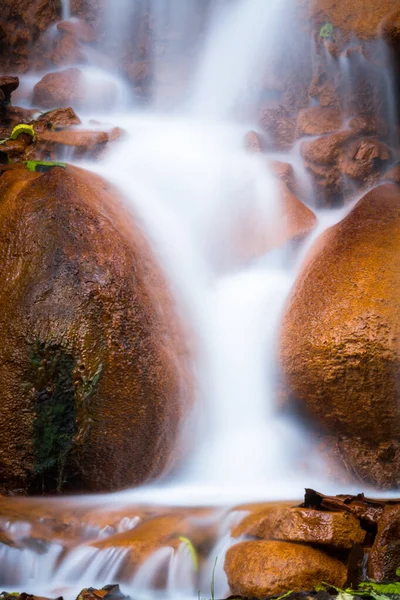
[32,69,84,109]
[369,504,400,580]
[0,76,19,103]
[349,115,388,138]
[0,0,59,72]
[297,107,342,137]
[384,162,400,184]
[340,138,391,180]
[0,164,192,494]
[57,19,96,43]
[35,107,81,131]
[259,106,296,150]
[234,506,365,549]
[225,540,347,598]
[280,184,400,488]
[301,132,391,206]
[308,0,399,40]
[36,129,109,159]
[51,32,85,67]
[301,131,353,165]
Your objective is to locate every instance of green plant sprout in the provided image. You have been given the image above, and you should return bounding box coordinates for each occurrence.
[320,22,333,38]
[179,536,199,571]
[198,556,218,600]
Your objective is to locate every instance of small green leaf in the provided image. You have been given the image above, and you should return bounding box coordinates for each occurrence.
[25,160,66,172]
[320,22,333,38]
[10,124,35,140]
[359,581,400,595]
[179,536,199,571]
[275,591,293,600]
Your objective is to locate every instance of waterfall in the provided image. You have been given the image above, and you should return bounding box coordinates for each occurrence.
[3,0,400,596]
[82,0,333,503]
[62,0,71,20]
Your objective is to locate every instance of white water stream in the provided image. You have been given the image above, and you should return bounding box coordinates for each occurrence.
[2,0,399,597]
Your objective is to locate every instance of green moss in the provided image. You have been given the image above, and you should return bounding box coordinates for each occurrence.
[25,160,66,173]
[28,341,77,493]
[320,22,333,38]
[10,124,35,140]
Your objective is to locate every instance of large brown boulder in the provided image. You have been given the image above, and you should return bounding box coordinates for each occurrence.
[0,164,192,494]
[32,69,85,109]
[225,540,347,598]
[280,183,400,488]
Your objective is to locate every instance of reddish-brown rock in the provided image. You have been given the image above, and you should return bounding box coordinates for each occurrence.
[0,76,19,103]
[369,504,400,580]
[297,106,342,137]
[349,115,388,138]
[244,131,265,153]
[225,540,347,598]
[340,138,391,180]
[0,0,59,72]
[32,69,84,109]
[308,0,399,40]
[384,162,400,184]
[57,19,96,43]
[301,131,353,165]
[35,107,81,131]
[270,161,295,187]
[309,72,339,109]
[0,164,192,494]
[259,106,296,151]
[280,184,400,488]
[234,506,365,549]
[35,129,109,159]
[51,32,85,67]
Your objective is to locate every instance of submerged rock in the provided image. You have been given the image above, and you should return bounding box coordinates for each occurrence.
[0,164,192,494]
[280,183,400,488]
[225,540,347,598]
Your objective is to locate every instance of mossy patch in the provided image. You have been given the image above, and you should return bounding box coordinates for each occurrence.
[25,160,66,173]
[28,341,77,493]
[320,23,333,38]
[10,124,35,140]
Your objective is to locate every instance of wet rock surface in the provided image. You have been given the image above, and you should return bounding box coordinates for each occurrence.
[280,184,400,488]
[0,164,192,494]
[233,506,365,548]
[225,540,348,598]
[0,491,399,598]
[32,69,85,110]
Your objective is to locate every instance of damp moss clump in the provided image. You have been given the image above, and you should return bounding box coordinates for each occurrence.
[29,341,77,493]
[25,160,66,173]
[320,22,333,38]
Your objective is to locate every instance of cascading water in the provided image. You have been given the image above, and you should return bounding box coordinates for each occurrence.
[62,0,71,21]
[2,0,400,597]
